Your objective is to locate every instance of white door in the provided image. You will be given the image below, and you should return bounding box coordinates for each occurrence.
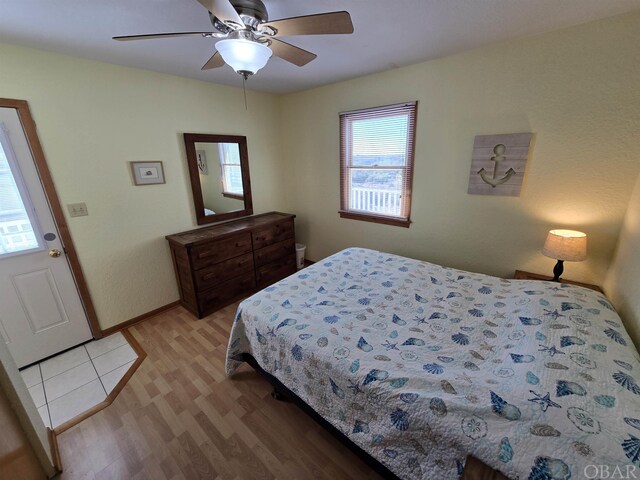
[0,108,92,368]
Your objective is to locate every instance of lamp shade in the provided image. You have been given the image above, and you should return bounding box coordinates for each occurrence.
[542,229,587,262]
[216,39,272,75]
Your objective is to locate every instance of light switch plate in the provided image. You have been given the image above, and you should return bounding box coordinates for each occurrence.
[67,202,88,217]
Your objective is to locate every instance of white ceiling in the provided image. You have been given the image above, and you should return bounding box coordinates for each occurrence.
[1,0,639,94]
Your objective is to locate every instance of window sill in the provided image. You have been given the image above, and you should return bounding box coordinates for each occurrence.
[222,192,244,200]
[339,210,411,228]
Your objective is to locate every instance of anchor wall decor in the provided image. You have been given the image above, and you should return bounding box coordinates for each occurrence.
[467,132,532,196]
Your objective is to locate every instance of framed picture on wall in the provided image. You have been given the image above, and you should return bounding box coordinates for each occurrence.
[196,150,208,175]
[130,161,166,186]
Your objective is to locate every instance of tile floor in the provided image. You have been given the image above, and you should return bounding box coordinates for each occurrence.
[20,331,138,429]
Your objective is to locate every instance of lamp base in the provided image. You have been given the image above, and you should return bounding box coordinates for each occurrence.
[552,259,564,282]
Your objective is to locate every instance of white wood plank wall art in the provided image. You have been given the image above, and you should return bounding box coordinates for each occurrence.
[467,133,532,196]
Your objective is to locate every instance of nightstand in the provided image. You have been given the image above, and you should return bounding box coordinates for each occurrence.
[514,270,603,293]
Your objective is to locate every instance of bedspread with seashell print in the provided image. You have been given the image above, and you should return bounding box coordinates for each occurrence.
[225,248,640,480]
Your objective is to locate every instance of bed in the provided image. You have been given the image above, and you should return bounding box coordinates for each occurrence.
[225,248,640,479]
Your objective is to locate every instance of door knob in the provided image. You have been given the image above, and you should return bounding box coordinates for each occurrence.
[48,249,62,258]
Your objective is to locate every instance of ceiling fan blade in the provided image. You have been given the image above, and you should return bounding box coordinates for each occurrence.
[268,38,317,67]
[113,32,215,41]
[261,11,353,37]
[202,51,225,70]
[195,0,243,26]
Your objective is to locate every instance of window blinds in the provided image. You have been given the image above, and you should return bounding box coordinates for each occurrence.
[218,143,243,195]
[339,102,417,223]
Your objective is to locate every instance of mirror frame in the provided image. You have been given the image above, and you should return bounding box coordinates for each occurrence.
[184,133,254,225]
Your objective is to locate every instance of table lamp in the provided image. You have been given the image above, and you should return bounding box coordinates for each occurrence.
[542,229,587,281]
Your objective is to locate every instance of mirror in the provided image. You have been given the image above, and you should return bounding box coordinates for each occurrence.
[184,133,253,225]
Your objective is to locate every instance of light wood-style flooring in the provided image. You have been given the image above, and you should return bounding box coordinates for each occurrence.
[57,302,380,479]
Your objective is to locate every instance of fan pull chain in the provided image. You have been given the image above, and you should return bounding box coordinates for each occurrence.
[242,75,248,110]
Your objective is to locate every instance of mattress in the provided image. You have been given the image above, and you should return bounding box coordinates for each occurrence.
[225,248,640,479]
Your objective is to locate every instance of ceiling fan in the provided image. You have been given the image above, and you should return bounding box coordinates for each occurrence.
[113,0,354,79]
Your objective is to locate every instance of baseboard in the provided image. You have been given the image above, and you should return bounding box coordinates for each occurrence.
[100,300,181,336]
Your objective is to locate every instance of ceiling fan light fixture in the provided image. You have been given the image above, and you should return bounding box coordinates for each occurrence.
[216,37,272,77]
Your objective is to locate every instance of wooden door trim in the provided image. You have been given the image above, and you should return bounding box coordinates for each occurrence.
[0,98,102,339]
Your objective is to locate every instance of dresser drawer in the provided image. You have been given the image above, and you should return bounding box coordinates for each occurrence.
[252,219,294,250]
[257,255,297,289]
[198,271,256,316]
[254,237,295,267]
[166,212,296,319]
[194,253,254,291]
[191,233,252,270]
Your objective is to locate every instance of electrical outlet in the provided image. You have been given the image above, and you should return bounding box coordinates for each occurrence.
[67,202,88,217]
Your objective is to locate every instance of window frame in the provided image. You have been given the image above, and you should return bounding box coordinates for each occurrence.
[217,143,244,200]
[339,101,418,228]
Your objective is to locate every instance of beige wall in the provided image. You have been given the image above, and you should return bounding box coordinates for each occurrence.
[0,336,53,476]
[2,11,640,333]
[280,12,640,284]
[605,172,640,349]
[0,42,285,330]
[199,142,221,211]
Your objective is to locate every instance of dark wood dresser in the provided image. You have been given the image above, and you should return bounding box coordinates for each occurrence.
[166,212,297,318]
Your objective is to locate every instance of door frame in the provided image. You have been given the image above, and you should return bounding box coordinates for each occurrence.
[0,98,102,339]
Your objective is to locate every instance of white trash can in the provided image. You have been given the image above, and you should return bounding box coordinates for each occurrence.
[295,243,306,270]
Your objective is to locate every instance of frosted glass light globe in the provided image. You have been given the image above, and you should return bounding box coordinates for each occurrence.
[216,39,272,75]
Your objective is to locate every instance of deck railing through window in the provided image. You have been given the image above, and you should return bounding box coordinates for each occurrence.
[339,101,417,227]
[350,187,401,216]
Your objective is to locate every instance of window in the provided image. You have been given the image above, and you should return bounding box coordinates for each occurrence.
[218,143,244,199]
[0,135,40,255]
[339,102,417,227]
